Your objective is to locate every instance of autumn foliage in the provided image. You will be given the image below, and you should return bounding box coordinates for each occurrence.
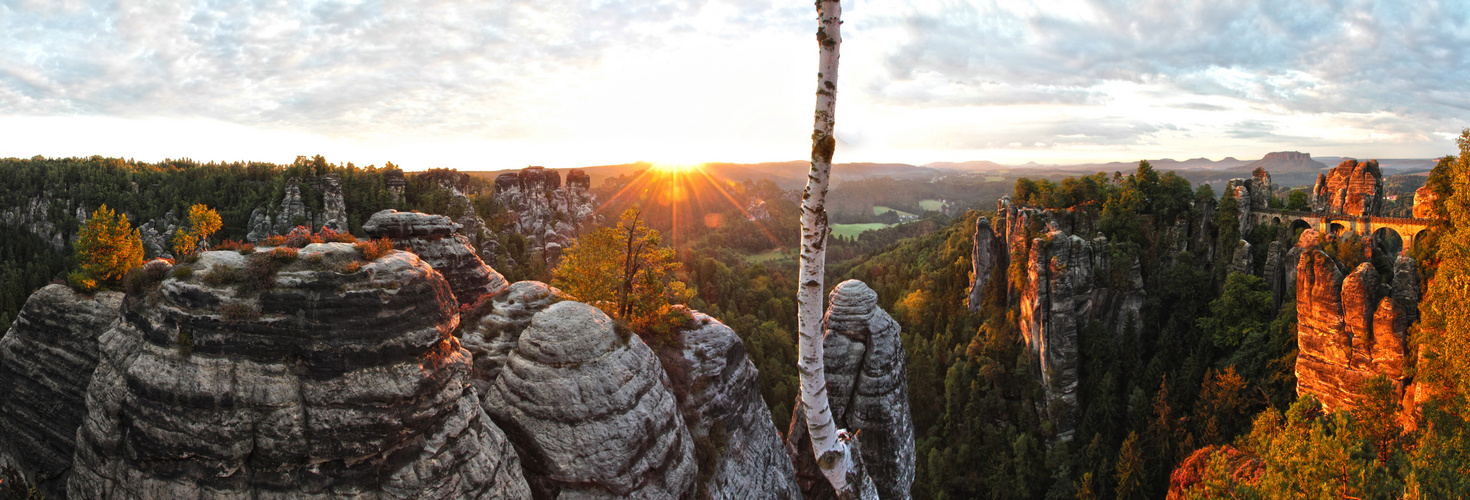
[171,204,223,259]
[553,207,692,332]
[74,204,145,289]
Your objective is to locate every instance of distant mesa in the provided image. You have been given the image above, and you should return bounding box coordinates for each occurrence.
[1238,151,1328,174]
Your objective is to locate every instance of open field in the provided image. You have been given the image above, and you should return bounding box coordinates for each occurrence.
[832,223,893,238]
[872,206,917,217]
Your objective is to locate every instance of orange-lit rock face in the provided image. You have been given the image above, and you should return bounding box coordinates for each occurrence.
[1413,184,1438,219]
[1312,159,1384,216]
[1295,250,1414,414]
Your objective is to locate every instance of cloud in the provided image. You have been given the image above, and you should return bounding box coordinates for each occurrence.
[0,0,806,141]
[855,0,1470,124]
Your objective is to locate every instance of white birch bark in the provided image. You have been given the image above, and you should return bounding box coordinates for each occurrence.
[798,1,876,498]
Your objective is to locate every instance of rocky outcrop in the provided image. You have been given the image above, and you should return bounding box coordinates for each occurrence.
[746,200,771,222]
[385,168,406,204]
[69,245,529,498]
[459,281,566,392]
[317,173,348,232]
[969,216,1002,313]
[246,175,349,242]
[676,311,800,499]
[1295,246,1415,412]
[493,167,597,261]
[1312,159,1383,216]
[1230,240,1253,275]
[137,210,181,259]
[993,197,1148,442]
[1225,168,1272,236]
[1165,445,1264,500]
[1413,184,1438,219]
[483,301,695,499]
[364,210,509,306]
[1015,225,1145,441]
[273,183,311,234]
[787,280,915,500]
[1,196,71,250]
[0,285,123,498]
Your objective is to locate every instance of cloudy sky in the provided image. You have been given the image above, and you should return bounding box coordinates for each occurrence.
[2,0,1468,170]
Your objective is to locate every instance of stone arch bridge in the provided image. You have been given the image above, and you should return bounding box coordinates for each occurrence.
[1250,209,1433,250]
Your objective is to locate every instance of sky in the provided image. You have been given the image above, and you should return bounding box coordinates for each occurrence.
[1,0,1468,171]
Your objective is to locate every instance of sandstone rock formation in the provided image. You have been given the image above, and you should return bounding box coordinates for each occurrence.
[69,245,529,498]
[1312,159,1383,216]
[0,285,123,498]
[676,311,800,499]
[787,280,915,500]
[385,168,406,203]
[1413,184,1437,219]
[364,209,509,306]
[1230,240,1253,276]
[1295,245,1415,412]
[1,195,73,250]
[991,198,1148,442]
[1016,226,1144,440]
[459,280,566,392]
[482,301,695,498]
[969,216,1001,313]
[246,175,350,242]
[493,166,597,261]
[137,210,181,259]
[1165,445,1264,500]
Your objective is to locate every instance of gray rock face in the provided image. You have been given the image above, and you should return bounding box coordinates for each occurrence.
[0,196,67,250]
[245,176,348,242]
[1014,226,1145,442]
[68,246,529,499]
[787,280,915,500]
[1230,240,1254,276]
[137,210,181,259]
[483,301,696,499]
[0,285,123,498]
[272,183,311,234]
[364,210,510,305]
[676,311,800,499]
[363,209,460,238]
[318,173,348,232]
[1263,240,1284,306]
[246,207,274,243]
[822,280,915,500]
[969,216,1001,313]
[460,281,567,392]
[493,167,597,261]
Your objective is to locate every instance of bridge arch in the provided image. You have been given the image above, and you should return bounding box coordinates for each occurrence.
[1372,227,1404,256]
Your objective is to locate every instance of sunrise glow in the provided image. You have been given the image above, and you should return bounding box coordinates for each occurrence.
[650,162,705,174]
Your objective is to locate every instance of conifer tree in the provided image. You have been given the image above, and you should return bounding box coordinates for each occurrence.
[75,204,144,286]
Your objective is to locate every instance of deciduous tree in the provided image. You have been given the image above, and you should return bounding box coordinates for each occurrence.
[553,207,690,330]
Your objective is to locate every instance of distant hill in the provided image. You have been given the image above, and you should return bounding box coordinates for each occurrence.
[1233,151,1328,175]
[468,161,949,190]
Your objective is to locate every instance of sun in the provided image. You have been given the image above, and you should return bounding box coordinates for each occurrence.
[649,161,704,174]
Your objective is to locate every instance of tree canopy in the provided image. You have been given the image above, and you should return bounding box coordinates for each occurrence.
[75,204,144,289]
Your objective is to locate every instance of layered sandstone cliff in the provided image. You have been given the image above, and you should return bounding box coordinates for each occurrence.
[493,167,596,262]
[363,209,509,306]
[68,245,529,498]
[1312,159,1383,216]
[246,174,350,242]
[0,285,123,498]
[482,301,696,498]
[676,311,801,499]
[968,216,1001,313]
[1295,229,1415,412]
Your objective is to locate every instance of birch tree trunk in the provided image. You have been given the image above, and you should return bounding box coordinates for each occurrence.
[798,1,876,498]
